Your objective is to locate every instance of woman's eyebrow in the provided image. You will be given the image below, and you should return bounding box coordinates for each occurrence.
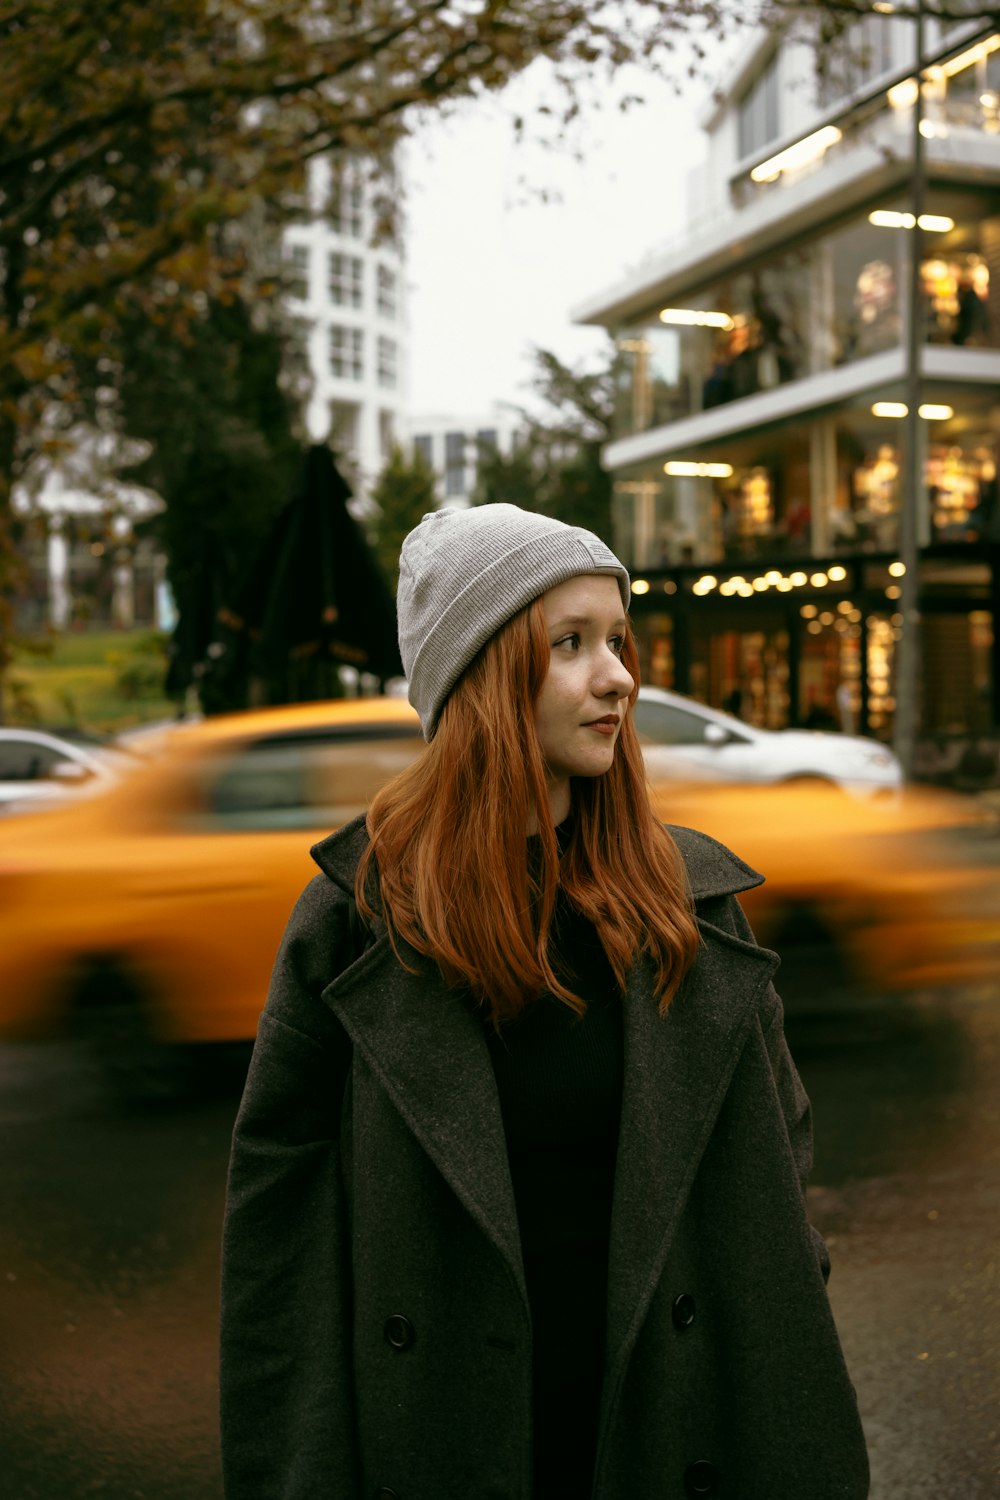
[550,613,628,631]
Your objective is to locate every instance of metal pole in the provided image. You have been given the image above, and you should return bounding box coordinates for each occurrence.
[893,1,925,776]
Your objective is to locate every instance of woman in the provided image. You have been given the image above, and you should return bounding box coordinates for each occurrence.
[220,503,869,1500]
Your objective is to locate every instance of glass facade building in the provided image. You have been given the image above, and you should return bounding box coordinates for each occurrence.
[578,23,1000,744]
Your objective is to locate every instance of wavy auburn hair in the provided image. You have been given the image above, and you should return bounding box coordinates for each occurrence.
[355,596,699,1025]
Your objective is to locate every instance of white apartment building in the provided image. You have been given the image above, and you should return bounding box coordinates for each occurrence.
[406,405,525,507]
[281,154,408,501]
[576,16,1000,741]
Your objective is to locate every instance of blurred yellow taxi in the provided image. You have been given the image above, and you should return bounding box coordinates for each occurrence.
[650,778,1000,997]
[0,698,426,1051]
[0,696,996,1081]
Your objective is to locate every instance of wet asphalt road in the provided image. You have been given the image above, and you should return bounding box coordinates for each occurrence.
[0,984,997,1499]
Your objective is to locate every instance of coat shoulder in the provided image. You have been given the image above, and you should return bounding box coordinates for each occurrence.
[666,823,765,902]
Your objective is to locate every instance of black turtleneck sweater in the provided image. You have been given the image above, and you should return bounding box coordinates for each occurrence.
[481,849,624,1500]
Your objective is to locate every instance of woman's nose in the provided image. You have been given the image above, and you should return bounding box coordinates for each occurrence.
[598,650,634,699]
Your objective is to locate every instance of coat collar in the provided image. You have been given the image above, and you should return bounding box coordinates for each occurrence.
[311,814,775,1359]
[310,813,766,904]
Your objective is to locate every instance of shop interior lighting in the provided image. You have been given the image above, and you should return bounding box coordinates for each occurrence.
[888,561,907,577]
[810,572,829,587]
[828,565,848,582]
[868,210,955,232]
[918,403,954,421]
[658,308,735,330]
[663,461,734,478]
[631,578,651,595]
[750,125,842,183]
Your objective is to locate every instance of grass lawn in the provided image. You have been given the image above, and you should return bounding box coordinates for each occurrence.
[7,629,178,732]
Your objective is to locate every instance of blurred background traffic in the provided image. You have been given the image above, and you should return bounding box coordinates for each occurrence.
[2,3,1000,1498]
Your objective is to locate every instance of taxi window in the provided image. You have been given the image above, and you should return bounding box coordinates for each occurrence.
[631,700,714,747]
[190,732,426,831]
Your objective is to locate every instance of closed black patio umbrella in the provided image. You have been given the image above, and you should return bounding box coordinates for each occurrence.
[213,445,402,706]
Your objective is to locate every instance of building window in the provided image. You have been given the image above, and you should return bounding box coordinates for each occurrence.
[444,431,467,497]
[328,174,364,239]
[737,51,780,161]
[330,326,363,381]
[816,14,896,107]
[414,434,434,466]
[377,264,397,318]
[283,317,312,389]
[329,253,363,308]
[377,336,397,389]
[379,410,396,459]
[283,243,310,302]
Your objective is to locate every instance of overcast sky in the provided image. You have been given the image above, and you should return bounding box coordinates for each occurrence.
[403,60,713,421]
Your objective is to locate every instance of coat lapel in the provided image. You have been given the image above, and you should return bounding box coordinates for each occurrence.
[320,933,526,1307]
[605,918,779,1376]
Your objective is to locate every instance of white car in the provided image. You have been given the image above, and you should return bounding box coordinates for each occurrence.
[634,686,903,796]
[0,728,131,813]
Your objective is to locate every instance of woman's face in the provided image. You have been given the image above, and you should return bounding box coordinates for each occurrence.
[534,574,634,822]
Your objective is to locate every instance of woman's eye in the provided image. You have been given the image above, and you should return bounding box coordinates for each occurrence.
[609,635,626,655]
[554,633,580,650]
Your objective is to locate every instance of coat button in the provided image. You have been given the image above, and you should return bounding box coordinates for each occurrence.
[672,1292,697,1329]
[383,1314,415,1351]
[684,1460,719,1496]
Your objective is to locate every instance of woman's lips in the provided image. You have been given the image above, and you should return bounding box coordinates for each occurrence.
[586,716,620,735]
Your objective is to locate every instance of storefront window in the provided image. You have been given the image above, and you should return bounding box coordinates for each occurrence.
[689,624,790,729]
[798,600,864,731]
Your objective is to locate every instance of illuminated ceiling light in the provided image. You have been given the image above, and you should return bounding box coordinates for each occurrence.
[632,578,651,595]
[790,571,808,586]
[750,125,842,184]
[697,575,717,591]
[810,572,829,587]
[658,308,735,330]
[886,584,902,599]
[888,561,906,577]
[872,0,895,10]
[888,78,919,109]
[828,565,847,582]
[663,460,734,478]
[872,401,909,418]
[800,604,818,618]
[868,210,955,232]
[940,35,1000,79]
[663,580,677,594]
[918,403,954,420]
[777,578,794,592]
[753,577,769,591]
[764,570,782,585]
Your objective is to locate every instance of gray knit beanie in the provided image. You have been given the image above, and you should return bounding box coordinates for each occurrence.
[397,503,631,739]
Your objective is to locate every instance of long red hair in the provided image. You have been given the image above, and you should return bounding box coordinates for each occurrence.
[355,596,699,1024]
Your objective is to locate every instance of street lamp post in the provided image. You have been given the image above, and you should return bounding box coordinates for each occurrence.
[893,0,926,776]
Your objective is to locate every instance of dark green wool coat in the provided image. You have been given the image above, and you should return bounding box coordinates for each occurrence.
[220,816,869,1500]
